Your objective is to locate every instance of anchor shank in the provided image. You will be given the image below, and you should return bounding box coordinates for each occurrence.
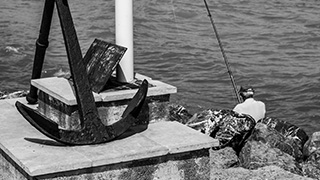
[55,0,99,123]
[27,0,55,104]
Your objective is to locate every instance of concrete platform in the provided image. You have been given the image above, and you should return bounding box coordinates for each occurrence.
[0,98,218,179]
[32,73,177,130]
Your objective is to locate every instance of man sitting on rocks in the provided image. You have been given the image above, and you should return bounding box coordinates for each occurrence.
[233,86,266,122]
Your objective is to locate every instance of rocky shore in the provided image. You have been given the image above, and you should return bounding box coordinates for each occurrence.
[208,130,320,180]
[0,90,28,100]
[168,104,320,180]
[210,148,313,180]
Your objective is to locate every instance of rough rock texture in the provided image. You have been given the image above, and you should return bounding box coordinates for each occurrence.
[168,103,193,124]
[239,134,302,175]
[0,90,28,99]
[239,122,304,175]
[210,147,239,169]
[168,105,318,179]
[210,147,313,180]
[211,165,314,180]
[301,162,320,180]
[301,132,320,179]
[303,131,320,160]
[259,117,309,161]
[237,121,320,179]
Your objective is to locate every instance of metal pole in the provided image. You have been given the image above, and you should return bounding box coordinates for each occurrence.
[115,0,134,82]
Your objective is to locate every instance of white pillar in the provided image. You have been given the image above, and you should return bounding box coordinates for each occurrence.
[115,0,134,82]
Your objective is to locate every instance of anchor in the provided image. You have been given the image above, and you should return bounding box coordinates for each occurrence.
[15,0,148,145]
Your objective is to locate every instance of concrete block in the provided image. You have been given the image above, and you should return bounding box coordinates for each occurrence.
[32,74,177,130]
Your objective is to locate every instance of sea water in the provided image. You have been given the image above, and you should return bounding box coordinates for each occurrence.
[1,0,320,135]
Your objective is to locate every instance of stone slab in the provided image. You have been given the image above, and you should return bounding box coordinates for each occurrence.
[31,73,177,105]
[99,73,177,102]
[0,98,218,177]
[31,77,102,105]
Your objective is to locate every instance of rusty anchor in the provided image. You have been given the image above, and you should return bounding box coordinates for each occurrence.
[16,80,148,145]
[16,0,148,145]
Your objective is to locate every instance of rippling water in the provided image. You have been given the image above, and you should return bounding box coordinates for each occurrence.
[1,0,320,135]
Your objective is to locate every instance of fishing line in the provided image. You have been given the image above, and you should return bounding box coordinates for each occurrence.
[171,0,177,22]
[170,0,182,36]
[203,0,242,103]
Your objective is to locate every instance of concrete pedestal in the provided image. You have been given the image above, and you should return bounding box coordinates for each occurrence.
[0,98,218,180]
[32,73,177,130]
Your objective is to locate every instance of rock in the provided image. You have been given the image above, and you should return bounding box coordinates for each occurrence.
[0,90,28,99]
[186,109,256,152]
[168,103,193,124]
[208,131,313,179]
[301,162,320,180]
[210,165,314,180]
[209,147,312,179]
[301,131,320,179]
[168,106,256,152]
[259,117,309,162]
[210,147,239,169]
[166,104,315,179]
[168,105,315,179]
[303,131,320,160]
[239,123,303,175]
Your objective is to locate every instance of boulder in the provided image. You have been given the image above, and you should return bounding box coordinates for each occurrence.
[186,109,256,152]
[167,105,315,179]
[210,147,239,169]
[259,117,309,161]
[168,103,193,124]
[301,131,320,179]
[210,144,312,180]
[301,162,320,180]
[211,165,314,180]
[303,131,320,161]
[239,123,303,175]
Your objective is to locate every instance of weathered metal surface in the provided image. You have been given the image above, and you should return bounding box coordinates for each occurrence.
[55,0,98,126]
[26,0,55,104]
[84,39,127,93]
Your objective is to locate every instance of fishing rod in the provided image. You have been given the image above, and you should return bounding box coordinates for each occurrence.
[203,0,242,103]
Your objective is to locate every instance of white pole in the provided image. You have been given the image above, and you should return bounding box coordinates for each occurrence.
[115,0,134,82]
